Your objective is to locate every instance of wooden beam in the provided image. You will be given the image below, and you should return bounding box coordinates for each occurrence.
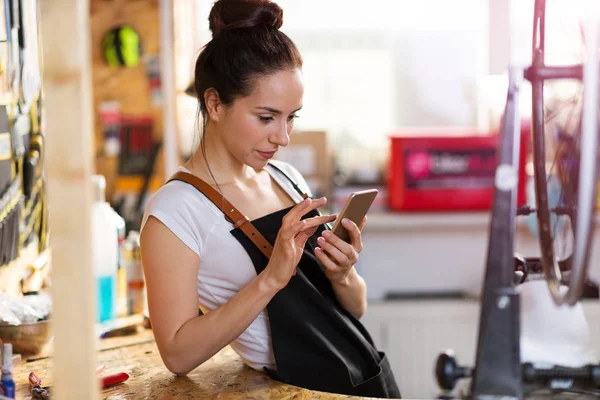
[159,0,178,178]
[40,0,99,398]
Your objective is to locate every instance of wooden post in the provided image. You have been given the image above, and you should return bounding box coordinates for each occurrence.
[40,0,99,399]
[160,0,178,178]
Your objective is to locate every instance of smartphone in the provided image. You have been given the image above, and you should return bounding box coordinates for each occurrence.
[330,189,378,242]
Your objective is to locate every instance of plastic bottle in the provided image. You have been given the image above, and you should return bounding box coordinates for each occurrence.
[123,231,145,315]
[112,209,128,317]
[91,175,119,323]
[0,343,15,398]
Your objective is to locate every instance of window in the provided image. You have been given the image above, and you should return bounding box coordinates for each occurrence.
[174,0,490,174]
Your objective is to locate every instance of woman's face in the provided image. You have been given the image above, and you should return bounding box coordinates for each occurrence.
[218,68,304,169]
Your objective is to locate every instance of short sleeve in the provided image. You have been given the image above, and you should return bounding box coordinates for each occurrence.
[141,181,211,257]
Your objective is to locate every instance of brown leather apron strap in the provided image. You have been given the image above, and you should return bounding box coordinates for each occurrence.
[168,171,274,259]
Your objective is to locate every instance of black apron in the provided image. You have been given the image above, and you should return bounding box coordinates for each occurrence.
[173,164,401,398]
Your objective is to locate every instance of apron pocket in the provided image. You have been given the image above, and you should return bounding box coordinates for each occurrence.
[353,352,401,398]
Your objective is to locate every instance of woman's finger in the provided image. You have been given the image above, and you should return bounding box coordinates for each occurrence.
[358,215,368,231]
[315,247,343,272]
[297,214,337,233]
[282,214,335,241]
[321,228,355,257]
[316,236,348,265]
[283,197,327,226]
[296,225,318,238]
[294,225,318,245]
[281,198,313,227]
[341,218,363,253]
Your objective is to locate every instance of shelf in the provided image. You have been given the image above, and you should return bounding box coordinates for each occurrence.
[363,210,600,233]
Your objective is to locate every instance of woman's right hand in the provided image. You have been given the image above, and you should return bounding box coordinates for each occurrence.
[264,197,336,290]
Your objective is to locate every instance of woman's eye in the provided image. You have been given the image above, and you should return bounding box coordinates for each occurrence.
[287,114,299,122]
[259,116,274,123]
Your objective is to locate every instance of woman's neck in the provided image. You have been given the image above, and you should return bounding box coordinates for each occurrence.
[185,128,257,186]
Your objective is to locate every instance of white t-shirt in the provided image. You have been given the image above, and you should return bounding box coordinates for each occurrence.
[140,160,311,371]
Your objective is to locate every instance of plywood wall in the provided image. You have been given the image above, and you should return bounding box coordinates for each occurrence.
[90,0,164,199]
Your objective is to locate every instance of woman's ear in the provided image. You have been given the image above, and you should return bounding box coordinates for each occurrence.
[204,88,221,122]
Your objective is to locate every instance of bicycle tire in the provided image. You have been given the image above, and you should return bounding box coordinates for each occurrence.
[530,0,599,305]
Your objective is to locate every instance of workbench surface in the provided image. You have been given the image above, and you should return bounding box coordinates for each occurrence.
[16,328,592,399]
[14,328,384,399]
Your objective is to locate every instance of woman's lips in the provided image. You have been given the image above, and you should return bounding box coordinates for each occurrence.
[257,150,276,160]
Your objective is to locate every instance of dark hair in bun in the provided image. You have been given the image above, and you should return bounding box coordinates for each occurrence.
[208,0,284,35]
[194,0,302,124]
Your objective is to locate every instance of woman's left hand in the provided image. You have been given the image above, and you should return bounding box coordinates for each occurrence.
[315,216,367,285]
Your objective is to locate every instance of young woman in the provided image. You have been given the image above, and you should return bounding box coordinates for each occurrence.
[140,0,400,397]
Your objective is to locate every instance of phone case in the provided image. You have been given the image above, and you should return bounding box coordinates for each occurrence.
[331,189,378,242]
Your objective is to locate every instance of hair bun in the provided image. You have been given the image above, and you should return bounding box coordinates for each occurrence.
[209,0,283,36]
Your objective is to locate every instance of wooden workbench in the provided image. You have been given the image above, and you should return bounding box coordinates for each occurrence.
[14,328,386,399]
[17,327,592,399]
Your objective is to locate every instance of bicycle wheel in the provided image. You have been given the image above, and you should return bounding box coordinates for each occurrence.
[529,0,599,305]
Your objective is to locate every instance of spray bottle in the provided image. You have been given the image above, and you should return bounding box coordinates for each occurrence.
[1,343,15,398]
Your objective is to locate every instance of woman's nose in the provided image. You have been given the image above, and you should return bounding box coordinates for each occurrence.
[271,122,290,146]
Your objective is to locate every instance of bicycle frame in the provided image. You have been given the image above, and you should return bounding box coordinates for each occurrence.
[468,0,599,396]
